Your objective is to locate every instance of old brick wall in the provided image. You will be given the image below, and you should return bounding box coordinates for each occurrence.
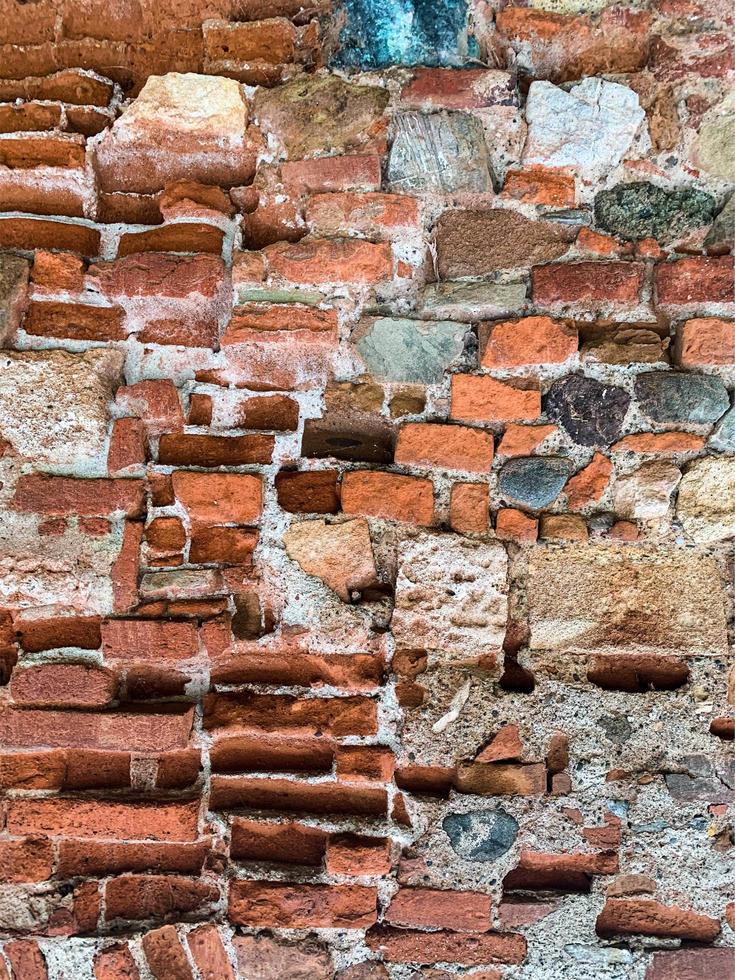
[0,0,734,977]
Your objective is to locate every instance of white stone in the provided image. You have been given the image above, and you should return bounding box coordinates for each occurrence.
[676,456,735,543]
[523,78,646,181]
[0,349,122,472]
[613,461,682,520]
[392,533,508,654]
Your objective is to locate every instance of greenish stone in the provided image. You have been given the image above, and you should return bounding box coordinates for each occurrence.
[634,372,729,424]
[234,287,323,306]
[710,405,735,452]
[442,808,518,862]
[704,193,735,254]
[421,280,528,322]
[498,457,573,510]
[695,92,735,182]
[354,317,468,384]
[594,182,716,243]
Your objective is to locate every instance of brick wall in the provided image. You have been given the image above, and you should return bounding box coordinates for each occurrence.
[0,0,733,977]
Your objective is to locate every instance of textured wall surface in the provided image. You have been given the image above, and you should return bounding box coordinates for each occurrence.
[0,0,734,977]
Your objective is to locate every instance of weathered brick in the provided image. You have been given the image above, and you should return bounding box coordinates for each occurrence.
[395,422,494,473]
[451,375,541,423]
[341,471,434,524]
[229,880,377,929]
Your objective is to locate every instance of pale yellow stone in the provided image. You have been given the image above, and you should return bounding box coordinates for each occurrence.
[283,518,379,601]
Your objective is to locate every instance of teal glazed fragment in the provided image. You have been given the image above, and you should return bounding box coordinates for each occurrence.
[333,0,476,69]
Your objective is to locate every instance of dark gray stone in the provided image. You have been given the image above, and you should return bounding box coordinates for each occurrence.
[387,111,492,194]
[544,375,631,447]
[301,413,395,464]
[705,192,735,254]
[497,456,573,510]
[634,371,729,424]
[443,807,519,862]
[594,181,717,243]
[598,714,632,744]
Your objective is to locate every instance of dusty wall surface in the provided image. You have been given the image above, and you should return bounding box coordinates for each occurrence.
[0,0,734,977]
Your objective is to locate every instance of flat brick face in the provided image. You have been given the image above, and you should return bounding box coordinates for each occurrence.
[0,5,733,977]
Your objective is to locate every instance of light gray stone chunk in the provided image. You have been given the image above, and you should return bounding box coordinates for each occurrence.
[387,111,492,193]
[354,316,467,383]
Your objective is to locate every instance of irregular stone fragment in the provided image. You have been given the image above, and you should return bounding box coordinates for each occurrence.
[387,111,492,193]
[0,253,29,343]
[613,462,681,520]
[283,518,380,601]
[0,349,122,468]
[435,209,574,278]
[392,533,507,654]
[497,457,573,510]
[254,75,389,159]
[95,73,254,192]
[594,182,716,244]
[704,192,735,254]
[544,375,630,448]
[443,808,519,862]
[527,545,728,654]
[421,280,528,320]
[523,78,645,181]
[354,317,467,384]
[709,405,735,452]
[634,372,729,424]
[676,457,735,544]
[694,91,735,182]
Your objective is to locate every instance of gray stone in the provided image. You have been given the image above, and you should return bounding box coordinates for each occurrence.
[634,371,729,424]
[598,714,632,744]
[421,280,528,321]
[387,111,492,194]
[497,457,573,510]
[442,807,519,862]
[0,253,29,344]
[704,193,735,254]
[594,182,716,244]
[544,375,631,447]
[354,317,467,384]
[709,404,735,452]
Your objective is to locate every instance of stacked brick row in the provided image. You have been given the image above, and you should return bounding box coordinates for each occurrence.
[0,0,734,976]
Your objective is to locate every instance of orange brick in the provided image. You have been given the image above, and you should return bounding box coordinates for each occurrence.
[495,508,538,543]
[172,471,262,525]
[341,471,434,525]
[229,880,377,929]
[395,422,494,472]
[502,167,576,207]
[480,316,577,367]
[676,317,735,367]
[497,424,557,457]
[449,482,489,534]
[451,375,541,423]
[265,238,392,285]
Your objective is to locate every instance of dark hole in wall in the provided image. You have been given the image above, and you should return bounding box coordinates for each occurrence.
[331,0,476,70]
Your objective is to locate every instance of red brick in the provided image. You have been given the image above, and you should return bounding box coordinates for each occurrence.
[58,839,210,877]
[23,300,126,340]
[564,452,613,510]
[6,798,199,840]
[4,941,47,980]
[612,432,705,455]
[497,423,557,457]
[63,749,131,790]
[158,433,274,466]
[115,379,184,434]
[108,418,147,473]
[0,102,61,133]
[93,944,141,980]
[451,375,541,423]
[335,745,395,781]
[454,762,547,795]
[229,880,377,929]
[111,520,144,615]
[223,303,337,343]
[646,949,735,980]
[14,475,145,517]
[210,776,387,817]
[0,215,100,255]
[385,887,492,931]
[326,834,392,875]
[305,192,419,239]
[172,471,262,525]
[232,393,300,429]
[105,875,218,921]
[596,898,720,941]
[141,925,194,980]
[230,818,328,865]
[281,155,382,194]
[211,647,382,689]
[395,423,494,473]
[655,257,734,305]
[533,262,644,306]
[15,614,101,652]
[480,316,577,367]
[365,928,526,966]
[504,850,618,892]
[265,238,392,285]
[210,732,334,774]
[502,167,576,207]
[450,482,489,534]
[203,17,297,64]
[676,316,735,367]
[341,471,434,525]
[145,517,187,555]
[0,705,194,751]
[401,68,515,109]
[189,526,258,566]
[10,663,116,708]
[0,837,53,883]
[275,469,340,513]
[187,925,236,980]
[203,691,377,737]
[0,133,85,168]
[117,223,225,257]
